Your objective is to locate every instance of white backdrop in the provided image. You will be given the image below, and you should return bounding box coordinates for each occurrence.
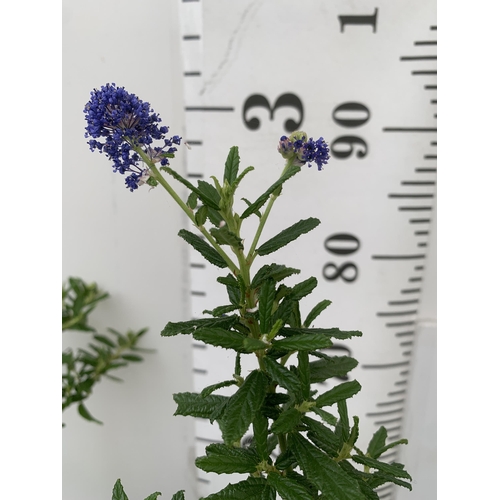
[62,1,436,499]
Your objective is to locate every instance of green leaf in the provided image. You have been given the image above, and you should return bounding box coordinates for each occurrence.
[309,355,358,383]
[256,218,320,256]
[270,407,303,434]
[288,433,365,500]
[303,416,341,457]
[193,328,267,352]
[203,305,239,317]
[288,277,318,301]
[352,455,412,480]
[315,380,361,408]
[304,300,332,328]
[311,406,338,426]
[240,165,301,219]
[201,380,238,397]
[252,411,269,461]
[210,225,243,249]
[297,350,310,400]
[121,354,143,362]
[202,477,268,500]
[224,146,240,185]
[266,472,316,500]
[173,392,228,419]
[251,263,301,288]
[348,416,360,447]
[263,357,302,401]
[371,438,409,459]
[197,180,221,209]
[195,444,260,474]
[195,205,208,226]
[162,316,238,337]
[187,191,198,209]
[144,493,162,500]
[178,229,228,269]
[368,471,412,491]
[112,479,129,500]
[93,334,116,348]
[367,426,387,459]
[281,327,362,340]
[163,167,219,209]
[78,403,102,424]
[272,334,332,352]
[336,400,350,442]
[233,166,255,191]
[274,449,297,470]
[221,370,268,445]
[258,279,276,334]
[169,492,184,500]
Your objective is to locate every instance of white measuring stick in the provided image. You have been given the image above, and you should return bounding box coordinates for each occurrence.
[180,1,436,498]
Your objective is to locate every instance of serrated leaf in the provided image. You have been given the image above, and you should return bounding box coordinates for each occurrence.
[221,370,268,445]
[281,327,362,340]
[352,455,412,480]
[288,433,365,500]
[173,392,228,419]
[303,416,341,457]
[201,380,238,398]
[210,226,243,249]
[193,328,267,352]
[78,403,102,424]
[263,357,302,401]
[144,492,162,500]
[367,426,387,458]
[164,167,220,209]
[266,472,316,500]
[169,491,184,500]
[372,438,409,459]
[272,334,332,352]
[270,407,303,434]
[251,263,301,288]
[112,479,129,500]
[311,407,338,426]
[252,411,269,460]
[304,300,332,328]
[274,449,297,470]
[224,146,240,185]
[178,229,228,269]
[197,180,221,209]
[256,218,320,256]
[233,166,254,191]
[368,471,412,491]
[187,191,198,209]
[202,477,268,500]
[204,304,239,317]
[240,165,301,219]
[162,316,238,337]
[315,380,361,408]
[258,279,276,334]
[195,205,208,226]
[195,444,260,474]
[309,356,358,383]
[336,400,350,442]
[348,416,360,447]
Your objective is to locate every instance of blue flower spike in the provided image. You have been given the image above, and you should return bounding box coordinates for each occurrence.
[84,83,181,191]
[278,131,329,171]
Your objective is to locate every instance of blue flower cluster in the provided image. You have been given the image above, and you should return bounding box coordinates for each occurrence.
[278,134,330,171]
[84,83,181,191]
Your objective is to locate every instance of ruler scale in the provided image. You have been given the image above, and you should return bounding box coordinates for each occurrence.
[179,1,436,498]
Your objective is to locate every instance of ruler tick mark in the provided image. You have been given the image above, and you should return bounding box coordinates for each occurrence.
[415,231,429,235]
[395,331,415,337]
[366,408,404,417]
[374,416,403,425]
[401,288,421,293]
[409,218,431,224]
[414,41,437,46]
[388,390,406,396]
[415,168,436,173]
[400,55,437,61]
[185,106,235,112]
[389,193,434,199]
[398,206,433,211]
[402,181,435,186]
[388,299,419,305]
[377,399,405,407]
[193,368,207,374]
[409,277,422,282]
[418,242,428,247]
[183,35,201,40]
[425,85,437,90]
[377,310,418,317]
[372,254,425,260]
[362,361,410,369]
[386,321,416,327]
[383,127,436,132]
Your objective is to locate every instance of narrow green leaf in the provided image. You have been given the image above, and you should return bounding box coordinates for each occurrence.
[309,356,358,383]
[197,180,221,209]
[251,263,300,288]
[367,426,387,458]
[193,328,267,352]
[336,400,350,442]
[221,370,268,445]
[170,491,184,500]
[144,492,162,500]
[348,416,360,447]
[272,334,332,352]
[93,334,116,348]
[266,472,316,500]
[352,455,412,480]
[303,415,341,457]
[270,407,303,434]
[369,471,412,491]
[240,165,301,219]
[372,438,409,459]
[297,350,310,400]
[258,279,276,334]
[304,300,332,328]
[203,304,239,317]
[263,357,302,401]
[311,406,338,426]
[281,327,362,340]
[195,444,259,474]
[224,146,240,185]
[121,354,143,362]
[210,226,243,249]
[77,403,102,424]
[112,479,129,500]
[164,167,219,209]
[162,316,238,337]
[173,392,228,419]
[256,218,320,256]
[252,411,269,460]
[195,205,208,226]
[201,380,238,398]
[274,449,297,470]
[288,433,365,500]
[202,477,267,500]
[233,166,254,191]
[178,229,228,269]
[315,380,361,408]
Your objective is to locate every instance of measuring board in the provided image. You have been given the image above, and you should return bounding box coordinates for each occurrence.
[179,1,436,498]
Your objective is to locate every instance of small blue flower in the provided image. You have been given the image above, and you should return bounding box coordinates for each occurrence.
[277,132,329,170]
[84,83,181,191]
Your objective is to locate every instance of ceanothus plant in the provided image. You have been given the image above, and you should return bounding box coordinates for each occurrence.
[84,84,412,500]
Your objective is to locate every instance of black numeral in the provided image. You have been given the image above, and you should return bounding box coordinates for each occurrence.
[242,93,303,132]
[323,233,360,283]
